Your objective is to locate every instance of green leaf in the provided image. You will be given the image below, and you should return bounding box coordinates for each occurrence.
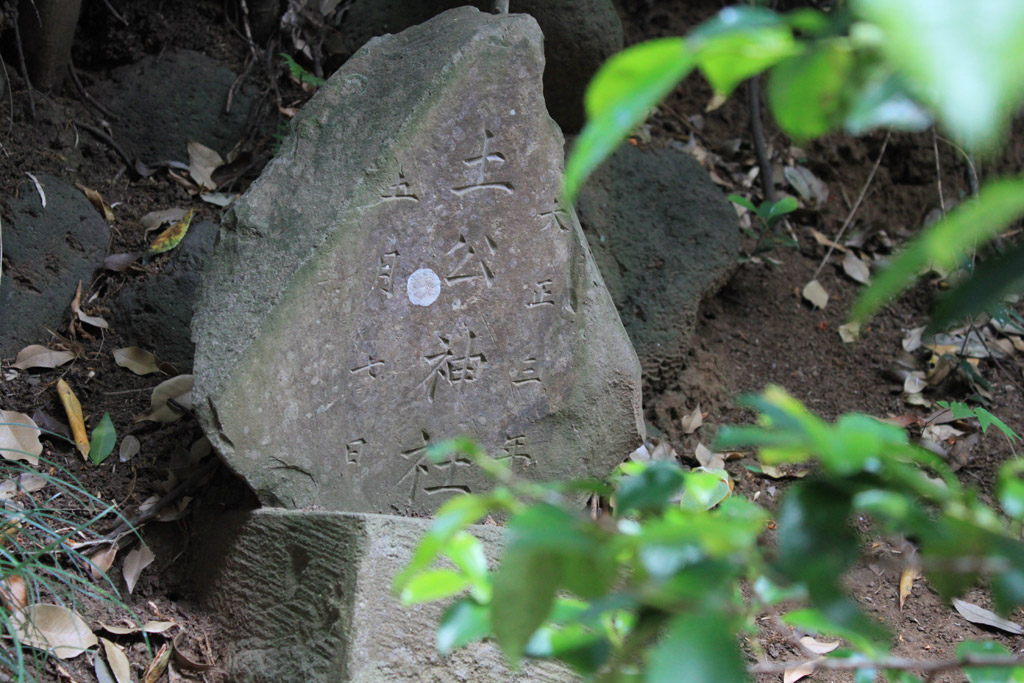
[690,7,799,96]
[679,469,731,511]
[851,177,1024,323]
[615,461,685,515]
[766,196,799,222]
[975,408,1021,443]
[565,39,694,201]
[88,413,116,466]
[853,0,1024,153]
[437,598,490,655]
[645,611,747,683]
[444,531,491,603]
[959,640,1015,683]
[492,546,560,666]
[845,70,931,135]
[930,243,1024,332]
[729,194,758,213]
[393,494,490,592]
[998,459,1024,521]
[400,569,472,605]
[767,39,854,139]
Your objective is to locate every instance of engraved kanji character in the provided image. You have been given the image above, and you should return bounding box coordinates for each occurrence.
[419,330,486,401]
[350,356,385,379]
[452,128,514,195]
[377,251,398,295]
[526,280,555,308]
[511,357,541,385]
[445,233,497,287]
[380,167,418,202]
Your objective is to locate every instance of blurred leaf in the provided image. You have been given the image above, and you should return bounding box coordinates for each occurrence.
[56,379,90,459]
[400,569,472,605]
[9,604,98,659]
[785,166,830,208]
[492,545,559,665]
[844,70,931,135]
[142,642,171,683]
[0,575,28,611]
[852,176,1024,324]
[147,208,195,256]
[89,413,116,465]
[437,598,490,655]
[566,38,694,200]
[958,639,1017,683]
[853,0,1024,152]
[0,411,43,465]
[843,252,872,285]
[74,183,114,222]
[768,39,853,139]
[679,468,732,511]
[899,566,919,609]
[998,459,1024,521]
[646,610,747,683]
[393,494,490,592]
[930,242,1024,332]
[187,141,223,190]
[12,345,74,370]
[615,460,685,515]
[691,6,799,96]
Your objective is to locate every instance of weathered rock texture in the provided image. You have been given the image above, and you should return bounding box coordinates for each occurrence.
[334,0,623,133]
[1,176,108,357]
[575,144,739,393]
[193,509,573,682]
[91,50,257,162]
[193,8,643,514]
[110,221,218,371]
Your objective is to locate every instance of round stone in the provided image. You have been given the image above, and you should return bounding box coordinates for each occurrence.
[407,268,441,306]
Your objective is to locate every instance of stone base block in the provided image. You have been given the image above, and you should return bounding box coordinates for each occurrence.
[194,509,573,682]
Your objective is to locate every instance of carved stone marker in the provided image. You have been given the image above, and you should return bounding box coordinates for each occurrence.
[193,7,643,514]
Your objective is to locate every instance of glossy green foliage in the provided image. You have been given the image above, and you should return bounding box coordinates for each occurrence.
[397,391,1024,681]
[88,412,116,465]
[565,2,1024,330]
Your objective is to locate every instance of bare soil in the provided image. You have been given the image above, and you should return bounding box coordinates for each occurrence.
[1,0,1022,681]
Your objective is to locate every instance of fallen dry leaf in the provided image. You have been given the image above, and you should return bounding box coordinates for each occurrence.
[101,637,132,683]
[147,208,195,257]
[71,281,109,329]
[140,207,187,233]
[0,410,43,465]
[952,598,1024,634]
[74,183,114,222]
[143,642,172,683]
[903,375,927,394]
[680,405,703,434]
[809,228,849,253]
[0,575,28,611]
[802,279,829,309]
[799,636,840,655]
[12,344,74,370]
[123,544,156,594]
[103,252,143,272]
[113,347,173,376]
[784,658,822,683]
[9,603,98,659]
[842,252,871,284]
[838,322,860,344]
[136,375,193,423]
[902,326,926,352]
[784,165,829,208]
[56,379,90,459]
[187,141,223,191]
[899,566,920,609]
[88,544,118,581]
[695,442,725,470]
[119,435,141,463]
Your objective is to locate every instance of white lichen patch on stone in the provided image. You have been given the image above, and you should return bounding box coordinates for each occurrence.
[407,268,441,306]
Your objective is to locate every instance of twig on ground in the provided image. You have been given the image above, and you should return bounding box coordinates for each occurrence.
[749,653,1024,676]
[101,0,128,26]
[747,76,777,207]
[73,120,134,168]
[812,130,891,280]
[932,126,946,213]
[67,61,116,120]
[103,455,221,541]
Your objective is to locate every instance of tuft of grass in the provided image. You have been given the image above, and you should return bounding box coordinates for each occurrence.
[1,428,137,681]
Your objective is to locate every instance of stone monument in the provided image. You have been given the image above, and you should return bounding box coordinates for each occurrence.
[192,7,644,514]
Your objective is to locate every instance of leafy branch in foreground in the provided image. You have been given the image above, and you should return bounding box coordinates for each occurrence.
[564,1,1024,329]
[396,389,1024,681]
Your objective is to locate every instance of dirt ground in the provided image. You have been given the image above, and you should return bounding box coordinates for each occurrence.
[1,0,1023,681]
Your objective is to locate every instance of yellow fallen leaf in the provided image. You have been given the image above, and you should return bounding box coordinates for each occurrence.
[147,208,195,256]
[899,566,920,609]
[56,379,89,459]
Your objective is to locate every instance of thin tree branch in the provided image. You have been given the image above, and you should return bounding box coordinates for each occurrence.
[749,653,1024,676]
[747,76,776,207]
[812,130,890,280]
